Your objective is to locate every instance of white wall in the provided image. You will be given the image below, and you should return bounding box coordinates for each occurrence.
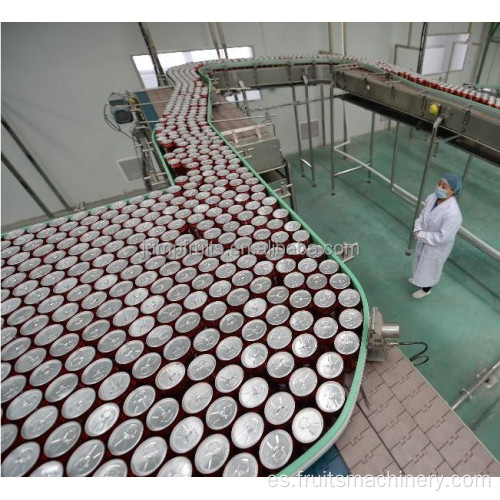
[2,22,498,229]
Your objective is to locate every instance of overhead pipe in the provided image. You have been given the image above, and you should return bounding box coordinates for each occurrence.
[216,23,229,59]
[208,23,222,59]
[1,117,71,210]
[138,22,168,87]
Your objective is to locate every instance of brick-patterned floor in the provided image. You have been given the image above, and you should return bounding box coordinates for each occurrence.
[336,347,500,476]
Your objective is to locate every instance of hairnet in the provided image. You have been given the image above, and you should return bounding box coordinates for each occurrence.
[440,172,462,196]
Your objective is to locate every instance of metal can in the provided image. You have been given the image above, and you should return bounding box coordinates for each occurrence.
[338,308,363,331]
[187,354,217,383]
[259,429,293,472]
[66,439,106,477]
[194,434,230,476]
[169,416,204,455]
[1,441,40,477]
[289,367,318,402]
[241,343,268,374]
[1,423,19,456]
[289,289,313,311]
[157,456,193,477]
[62,387,97,420]
[292,407,324,445]
[97,329,127,355]
[214,364,244,397]
[93,459,128,477]
[206,396,238,432]
[146,397,179,434]
[313,289,337,315]
[163,336,192,364]
[84,402,121,439]
[43,421,82,461]
[123,385,156,418]
[264,391,295,428]
[239,377,269,412]
[316,352,344,382]
[231,412,265,451]
[21,404,58,441]
[316,381,346,415]
[44,373,79,406]
[329,272,351,291]
[338,288,361,308]
[155,362,187,395]
[98,372,131,403]
[333,331,360,371]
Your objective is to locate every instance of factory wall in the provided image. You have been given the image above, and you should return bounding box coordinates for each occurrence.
[2,22,498,228]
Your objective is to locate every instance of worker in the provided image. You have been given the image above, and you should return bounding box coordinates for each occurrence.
[409,172,463,299]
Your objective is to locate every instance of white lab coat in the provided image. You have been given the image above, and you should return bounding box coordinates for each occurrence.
[411,193,462,288]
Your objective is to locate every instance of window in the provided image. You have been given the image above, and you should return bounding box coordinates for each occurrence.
[422,33,470,75]
[133,45,260,103]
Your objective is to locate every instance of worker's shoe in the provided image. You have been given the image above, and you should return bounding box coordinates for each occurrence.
[408,277,414,284]
[412,288,431,299]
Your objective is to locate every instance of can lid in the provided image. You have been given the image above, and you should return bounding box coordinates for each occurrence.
[82,358,113,386]
[289,367,318,397]
[313,317,338,340]
[317,352,344,379]
[24,286,51,306]
[29,359,62,386]
[7,304,35,326]
[7,388,42,420]
[259,430,293,470]
[223,453,259,477]
[14,347,46,373]
[146,398,179,432]
[1,297,21,315]
[334,331,360,355]
[85,402,120,437]
[306,273,327,290]
[182,381,213,414]
[193,328,220,352]
[187,354,217,381]
[290,310,314,332]
[209,280,231,298]
[339,308,363,329]
[243,298,267,319]
[241,343,268,369]
[226,288,249,308]
[206,396,237,431]
[231,412,265,450]
[44,421,82,458]
[239,377,269,409]
[66,310,95,332]
[292,407,324,443]
[45,373,79,403]
[170,416,204,454]
[292,334,318,359]
[150,277,174,295]
[67,439,105,477]
[313,289,336,308]
[108,418,144,456]
[49,333,78,358]
[93,459,128,477]
[215,364,244,393]
[98,329,127,354]
[132,352,162,380]
[62,387,96,419]
[115,340,144,366]
[219,312,244,335]
[112,306,139,327]
[264,391,296,426]
[329,272,351,290]
[157,457,193,477]
[65,346,96,372]
[98,372,131,402]
[1,375,27,403]
[297,257,318,274]
[123,385,156,417]
[194,434,230,475]
[129,316,155,338]
[316,381,346,412]
[1,423,18,454]
[155,362,186,391]
[216,336,243,361]
[163,336,191,361]
[38,295,65,315]
[82,319,110,342]
[1,362,12,383]
[338,288,361,307]
[2,441,40,477]
[21,404,58,440]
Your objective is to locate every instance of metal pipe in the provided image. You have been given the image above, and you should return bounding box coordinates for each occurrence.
[212,114,276,124]
[368,112,376,182]
[334,165,363,177]
[291,84,304,177]
[330,83,336,195]
[457,154,473,202]
[390,122,400,189]
[1,153,54,218]
[302,75,316,187]
[1,118,71,210]
[416,22,428,75]
[239,80,249,115]
[406,116,443,255]
[208,23,222,59]
[320,85,326,146]
[328,23,334,54]
[451,360,500,410]
[475,23,499,84]
[216,23,229,59]
[138,23,168,87]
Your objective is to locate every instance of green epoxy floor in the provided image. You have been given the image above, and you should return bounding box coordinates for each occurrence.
[286,127,500,460]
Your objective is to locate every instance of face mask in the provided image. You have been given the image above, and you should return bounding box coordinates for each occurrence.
[435,187,448,199]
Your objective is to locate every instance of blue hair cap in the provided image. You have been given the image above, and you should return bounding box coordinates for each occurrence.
[441,172,462,196]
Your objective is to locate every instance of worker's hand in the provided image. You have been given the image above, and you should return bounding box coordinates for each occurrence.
[413,231,420,239]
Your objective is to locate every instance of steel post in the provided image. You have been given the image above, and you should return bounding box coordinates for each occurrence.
[302,75,316,187]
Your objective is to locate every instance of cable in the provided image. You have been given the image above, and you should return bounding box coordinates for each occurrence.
[399,341,429,366]
[103,103,133,139]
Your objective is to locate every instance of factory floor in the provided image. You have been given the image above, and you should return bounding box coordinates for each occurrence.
[286,126,500,462]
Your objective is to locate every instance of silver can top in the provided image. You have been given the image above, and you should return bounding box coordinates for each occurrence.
[62,387,96,419]
[182,381,213,414]
[2,441,40,477]
[223,453,259,477]
[1,337,31,361]
[146,325,174,349]
[66,310,95,332]
[21,404,58,440]
[193,328,220,353]
[334,331,360,355]
[24,286,50,306]
[317,352,344,379]
[163,336,191,361]
[141,295,165,315]
[187,354,217,381]
[231,412,264,450]
[146,398,179,432]
[29,460,64,477]
[169,416,204,454]
[215,364,244,394]
[216,336,243,362]
[38,295,65,315]
[264,392,295,426]
[206,396,237,431]
[289,367,318,398]
[132,352,162,380]
[108,418,144,457]
[157,456,193,477]
[98,372,131,402]
[267,326,292,350]
[267,351,294,379]
[49,333,79,358]
[112,306,139,327]
[1,362,12,382]
[1,423,18,454]
[239,377,269,409]
[67,439,105,477]
[96,298,123,319]
[241,343,268,369]
[289,310,314,332]
[45,373,79,403]
[85,402,120,437]
[109,280,133,298]
[2,375,27,404]
[115,340,144,365]
[30,358,63,387]
[129,315,155,338]
[131,437,169,476]
[194,434,230,475]
[34,323,63,347]
[93,459,128,477]
[44,421,82,458]
[313,317,338,340]
[123,385,156,417]
[241,319,267,342]
[97,329,127,354]
[65,346,96,372]
[124,287,149,306]
[82,319,111,342]
[338,308,363,330]
[316,381,346,413]
[259,430,293,470]
[338,288,361,307]
[292,407,324,444]
[155,362,186,391]
[292,333,318,359]
[329,272,351,290]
